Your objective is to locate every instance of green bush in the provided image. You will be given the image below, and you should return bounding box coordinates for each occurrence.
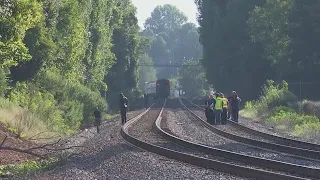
[294,122,320,142]
[245,80,298,116]
[9,82,69,133]
[266,108,320,141]
[0,68,10,97]
[243,80,320,142]
[0,158,63,177]
[266,110,317,130]
[6,69,107,134]
[271,105,296,115]
[34,70,106,126]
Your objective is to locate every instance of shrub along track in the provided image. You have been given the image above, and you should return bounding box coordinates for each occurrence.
[122,98,309,180]
[181,98,320,161]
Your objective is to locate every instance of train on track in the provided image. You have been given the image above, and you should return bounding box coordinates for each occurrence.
[144,79,170,99]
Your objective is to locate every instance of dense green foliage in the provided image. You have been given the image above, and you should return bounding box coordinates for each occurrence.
[243,80,320,142]
[0,158,64,177]
[138,53,156,90]
[0,0,144,134]
[140,4,202,79]
[195,0,320,100]
[178,60,210,97]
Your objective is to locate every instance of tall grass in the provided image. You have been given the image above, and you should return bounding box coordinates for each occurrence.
[0,98,59,142]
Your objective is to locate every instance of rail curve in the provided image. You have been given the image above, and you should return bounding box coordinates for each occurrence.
[185,98,320,151]
[179,98,320,161]
[154,100,319,179]
[121,98,309,180]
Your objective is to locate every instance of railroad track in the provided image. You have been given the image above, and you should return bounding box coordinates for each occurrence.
[156,99,320,179]
[121,98,310,180]
[180,98,320,161]
[183,98,320,151]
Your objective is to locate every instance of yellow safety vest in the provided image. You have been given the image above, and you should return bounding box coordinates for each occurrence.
[215,97,223,110]
[222,98,228,108]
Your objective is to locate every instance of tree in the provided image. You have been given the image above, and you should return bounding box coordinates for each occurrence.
[248,0,294,80]
[175,23,202,62]
[138,53,157,90]
[178,60,209,98]
[0,0,42,69]
[195,0,266,100]
[105,0,143,111]
[144,4,187,35]
[141,4,202,79]
[0,0,147,133]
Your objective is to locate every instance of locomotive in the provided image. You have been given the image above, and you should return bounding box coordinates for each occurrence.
[144,79,170,99]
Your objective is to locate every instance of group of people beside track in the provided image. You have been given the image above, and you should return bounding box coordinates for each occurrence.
[204,91,241,125]
[93,93,129,133]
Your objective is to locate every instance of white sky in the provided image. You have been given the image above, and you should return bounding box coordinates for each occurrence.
[131,0,199,29]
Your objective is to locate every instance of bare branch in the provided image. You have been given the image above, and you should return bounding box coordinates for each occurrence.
[29,134,61,141]
[0,135,7,146]
[0,146,45,158]
[27,138,62,151]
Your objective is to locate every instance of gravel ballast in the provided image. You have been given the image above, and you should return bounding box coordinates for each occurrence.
[19,109,248,180]
[166,108,320,169]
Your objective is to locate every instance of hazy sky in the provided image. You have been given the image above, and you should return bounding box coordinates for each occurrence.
[131,0,199,29]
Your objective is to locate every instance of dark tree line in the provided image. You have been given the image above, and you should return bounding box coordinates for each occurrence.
[195,0,320,100]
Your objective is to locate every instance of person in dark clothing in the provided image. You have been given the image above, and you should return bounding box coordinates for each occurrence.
[230,91,241,122]
[207,93,216,124]
[204,95,210,121]
[227,95,232,120]
[94,107,102,133]
[144,93,148,109]
[119,93,129,125]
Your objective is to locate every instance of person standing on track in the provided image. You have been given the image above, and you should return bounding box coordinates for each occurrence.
[144,93,148,109]
[94,107,102,133]
[119,93,129,125]
[221,93,228,125]
[214,93,223,125]
[204,94,210,122]
[230,91,241,122]
[227,94,232,120]
[208,93,216,124]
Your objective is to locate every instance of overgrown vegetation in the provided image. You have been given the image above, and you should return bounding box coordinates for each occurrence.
[243,80,320,143]
[0,157,64,178]
[178,60,211,98]
[0,0,144,139]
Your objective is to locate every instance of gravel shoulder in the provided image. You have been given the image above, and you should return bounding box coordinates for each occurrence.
[167,108,320,169]
[238,117,320,144]
[17,109,248,180]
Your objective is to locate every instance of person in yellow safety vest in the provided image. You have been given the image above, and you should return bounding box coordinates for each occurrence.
[214,93,223,125]
[221,93,228,125]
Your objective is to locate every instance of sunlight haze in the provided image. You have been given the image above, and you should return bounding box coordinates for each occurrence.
[131,0,199,29]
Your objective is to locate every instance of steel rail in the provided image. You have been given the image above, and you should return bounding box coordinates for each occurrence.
[179,98,320,161]
[120,98,308,180]
[184,98,320,151]
[154,100,320,179]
